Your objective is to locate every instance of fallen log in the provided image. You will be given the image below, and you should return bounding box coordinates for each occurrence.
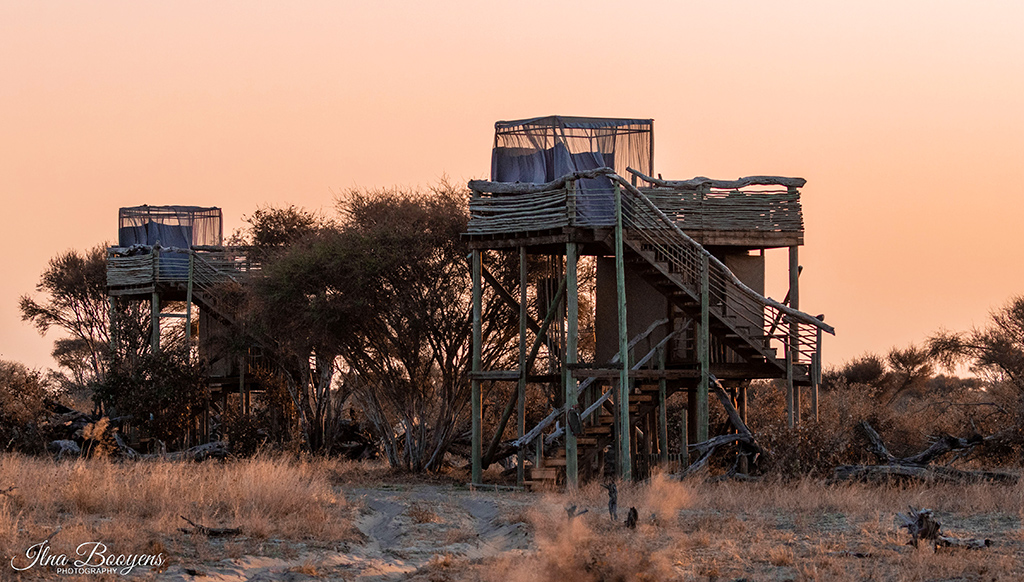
[178,516,242,537]
[833,464,1018,485]
[710,375,765,460]
[837,422,1017,484]
[678,433,761,480]
[857,421,898,464]
[48,439,81,460]
[902,433,985,466]
[148,441,229,462]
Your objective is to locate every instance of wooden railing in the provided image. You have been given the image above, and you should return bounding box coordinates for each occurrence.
[608,173,832,366]
[107,245,259,290]
[467,169,804,236]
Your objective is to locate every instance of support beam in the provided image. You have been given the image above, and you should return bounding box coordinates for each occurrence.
[485,253,566,469]
[239,356,246,415]
[696,254,710,443]
[812,323,822,422]
[471,250,483,484]
[517,246,527,486]
[614,183,631,480]
[787,244,800,427]
[185,251,194,350]
[658,344,668,465]
[564,242,579,488]
[680,407,689,468]
[150,291,161,354]
[738,382,748,425]
[481,263,542,336]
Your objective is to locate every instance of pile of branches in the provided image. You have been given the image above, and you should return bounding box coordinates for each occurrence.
[832,421,1017,484]
[679,377,766,479]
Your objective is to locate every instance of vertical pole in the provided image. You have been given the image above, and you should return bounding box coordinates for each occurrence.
[680,407,689,469]
[150,245,161,354]
[658,345,668,465]
[239,356,246,415]
[786,354,795,427]
[738,382,749,474]
[787,245,800,427]
[150,292,161,354]
[243,351,250,415]
[471,250,483,484]
[517,246,527,487]
[535,432,544,468]
[696,254,710,443]
[813,324,822,422]
[649,119,655,178]
[738,383,748,424]
[614,183,632,481]
[565,242,579,488]
[185,251,194,352]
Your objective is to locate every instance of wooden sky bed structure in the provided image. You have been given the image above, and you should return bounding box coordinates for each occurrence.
[107,205,261,447]
[465,116,834,489]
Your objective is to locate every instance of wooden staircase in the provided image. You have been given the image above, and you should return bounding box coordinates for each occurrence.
[519,179,832,490]
[621,236,782,371]
[525,383,685,489]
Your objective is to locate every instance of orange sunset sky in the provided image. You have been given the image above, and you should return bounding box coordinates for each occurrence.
[2,2,1022,372]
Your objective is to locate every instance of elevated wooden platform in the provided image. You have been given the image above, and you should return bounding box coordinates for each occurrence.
[464,168,831,489]
[465,169,804,250]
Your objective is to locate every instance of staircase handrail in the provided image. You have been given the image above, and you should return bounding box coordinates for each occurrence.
[609,172,833,335]
[511,318,670,449]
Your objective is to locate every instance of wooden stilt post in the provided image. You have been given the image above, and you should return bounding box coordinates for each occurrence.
[185,251,194,351]
[565,241,579,488]
[151,244,161,354]
[150,291,161,354]
[658,345,668,465]
[471,250,483,484]
[680,406,689,469]
[738,383,749,474]
[239,355,247,415]
[738,383,748,424]
[517,246,528,486]
[787,245,800,427]
[696,254,710,443]
[644,412,653,478]
[813,323,822,422]
[614,183,632,481]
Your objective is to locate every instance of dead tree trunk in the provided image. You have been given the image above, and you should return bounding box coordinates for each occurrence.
[832,422,1017,485]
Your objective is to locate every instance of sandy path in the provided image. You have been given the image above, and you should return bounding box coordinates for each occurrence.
[157,484,531,582]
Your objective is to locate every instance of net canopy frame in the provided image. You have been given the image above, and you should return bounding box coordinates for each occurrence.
[117,205,223,249]
[491,115,653,185]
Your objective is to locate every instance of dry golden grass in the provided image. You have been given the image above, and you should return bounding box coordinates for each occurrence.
[410,474,1024,582]
[0,452,363,580]
[6,451,1024,582]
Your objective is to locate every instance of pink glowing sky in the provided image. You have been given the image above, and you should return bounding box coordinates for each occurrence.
[3,1,1023,371]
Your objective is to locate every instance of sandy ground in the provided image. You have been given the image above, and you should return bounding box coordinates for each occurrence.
[156,484,535,582]
[144,478,1024,582]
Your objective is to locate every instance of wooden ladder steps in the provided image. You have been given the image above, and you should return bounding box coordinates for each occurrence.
[528,467,559,480]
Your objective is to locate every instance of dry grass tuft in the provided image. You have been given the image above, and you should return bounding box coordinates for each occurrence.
[0,452,361,575]
[768,544,795,566]
[407,503,441,524]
